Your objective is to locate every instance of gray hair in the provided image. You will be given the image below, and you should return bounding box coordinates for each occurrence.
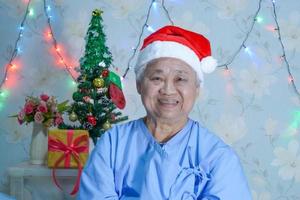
[134,63,147,83]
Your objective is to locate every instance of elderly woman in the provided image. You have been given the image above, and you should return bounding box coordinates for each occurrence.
[78,26,251,200]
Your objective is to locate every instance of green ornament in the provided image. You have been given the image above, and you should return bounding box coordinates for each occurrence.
[102,121,111,130]
[69,112,78,122]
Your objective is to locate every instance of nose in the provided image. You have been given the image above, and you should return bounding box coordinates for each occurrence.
[159,79,176,95]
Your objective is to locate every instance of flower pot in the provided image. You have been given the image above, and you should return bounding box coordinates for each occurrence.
[29,122,48,165]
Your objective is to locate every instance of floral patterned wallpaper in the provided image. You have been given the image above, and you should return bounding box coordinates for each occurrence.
[0,0,299,199]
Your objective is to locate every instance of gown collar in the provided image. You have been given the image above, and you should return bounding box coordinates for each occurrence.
[138,117,193,150]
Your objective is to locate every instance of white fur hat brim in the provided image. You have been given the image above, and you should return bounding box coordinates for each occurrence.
[135,41,217,86]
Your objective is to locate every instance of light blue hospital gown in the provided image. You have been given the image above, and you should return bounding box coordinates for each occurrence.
[78,118,252,200]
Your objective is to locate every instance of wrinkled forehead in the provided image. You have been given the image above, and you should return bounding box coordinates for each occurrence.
[144,57,195,75]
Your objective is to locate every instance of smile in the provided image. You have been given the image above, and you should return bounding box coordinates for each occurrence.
[158,99,179,106]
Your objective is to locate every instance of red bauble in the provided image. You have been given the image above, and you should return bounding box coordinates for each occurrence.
[87,115,97,126]
[102,69,109,77]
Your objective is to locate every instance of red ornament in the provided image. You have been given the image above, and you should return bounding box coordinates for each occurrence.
[102,69,109,77]
[108,83,126,109]
[83,96,91,103]
[87,115,97,126]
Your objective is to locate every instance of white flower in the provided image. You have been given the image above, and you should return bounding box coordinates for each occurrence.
[264,118,278,136]
[278,11,300,53]
[238,67,276,98]
[211,0,248,19]
[252,191,272,200]
[214,114,247,145]
[271,140,300,182]
[174,11,210,36]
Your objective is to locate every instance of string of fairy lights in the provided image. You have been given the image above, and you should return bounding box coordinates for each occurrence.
[0,0,33,103]
[271,0,300,97]
[122,0,175,78]
[0,0,77,109]
[0,0,299,109]
[121,0,299,100]
[217,0,263,70]
[43,0,76,81]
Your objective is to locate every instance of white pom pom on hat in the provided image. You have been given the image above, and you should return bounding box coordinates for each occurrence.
[135,25,217,86]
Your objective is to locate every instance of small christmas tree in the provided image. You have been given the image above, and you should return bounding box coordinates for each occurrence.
[59,9,128,144]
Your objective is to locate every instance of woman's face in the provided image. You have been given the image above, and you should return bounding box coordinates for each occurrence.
[137,57,200,124]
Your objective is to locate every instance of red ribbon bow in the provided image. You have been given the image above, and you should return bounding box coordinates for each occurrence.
[48,130,88,195]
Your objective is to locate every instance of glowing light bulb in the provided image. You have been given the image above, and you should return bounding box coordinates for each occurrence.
[146,24,155,33]
[29,8,34,16]
[152,1,158,9]
[0,89,9,98]
[256,16,263,23]
[10,63,17,69]
[223,68,231,76]
[288,75,294,83]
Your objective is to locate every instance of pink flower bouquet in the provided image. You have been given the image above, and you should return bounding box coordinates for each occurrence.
[13,94,69,127]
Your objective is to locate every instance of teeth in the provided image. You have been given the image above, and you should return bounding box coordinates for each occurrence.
[159,99,178,104]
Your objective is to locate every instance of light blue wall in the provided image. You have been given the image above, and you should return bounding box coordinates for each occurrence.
[0,0,300,199]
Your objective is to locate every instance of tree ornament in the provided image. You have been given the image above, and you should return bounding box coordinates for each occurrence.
[69,112,78,122]
[92,9,103,16]
[100,96,111,106]
[97,88,107,94]
[83,96,91,103]
[87,115,97,126]
[109,83,126,109]
[99,61,106,67]
[83,122,93,130]
[102,121,111,130]
[93,78,105,88]
[108,71,122,89]
[102,69,109,77]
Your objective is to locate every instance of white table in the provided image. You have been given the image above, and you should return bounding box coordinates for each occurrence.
[8,162,78,200]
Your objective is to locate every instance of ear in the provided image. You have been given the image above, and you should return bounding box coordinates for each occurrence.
[136,81,142,95]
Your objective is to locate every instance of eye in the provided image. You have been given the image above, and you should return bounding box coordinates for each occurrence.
[176,77,187,82]
[150,77,162,81]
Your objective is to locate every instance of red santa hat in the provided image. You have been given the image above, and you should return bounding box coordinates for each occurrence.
[135,25,217,85]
